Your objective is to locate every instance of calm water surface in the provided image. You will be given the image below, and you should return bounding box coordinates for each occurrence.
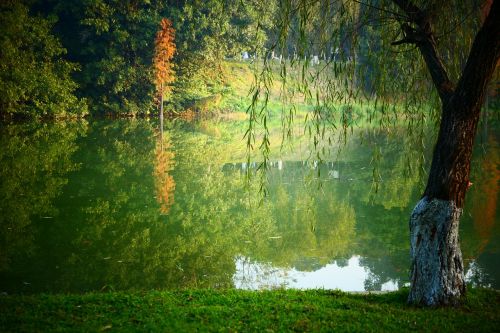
[0,119,498,294]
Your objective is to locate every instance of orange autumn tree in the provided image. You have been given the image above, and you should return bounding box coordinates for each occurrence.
[153,18,176,119]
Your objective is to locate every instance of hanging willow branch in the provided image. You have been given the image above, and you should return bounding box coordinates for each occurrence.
[246,0,485,194]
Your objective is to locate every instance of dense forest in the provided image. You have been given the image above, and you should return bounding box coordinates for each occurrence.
[2,0,496,120]
[0,0,276,118]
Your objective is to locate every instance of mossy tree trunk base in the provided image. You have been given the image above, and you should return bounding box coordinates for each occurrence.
[408,197,465,306]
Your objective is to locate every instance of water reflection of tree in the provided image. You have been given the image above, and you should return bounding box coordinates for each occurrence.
[1,120,273,293]
[0,122,85,282]
[353,127,431,209]
[154,130,175,214]
[2,119,498,293]
[468,133,499,254]
[239,165,357,272]
[460,131,500,288]
[336,129,432,290]
[238,128,424,289]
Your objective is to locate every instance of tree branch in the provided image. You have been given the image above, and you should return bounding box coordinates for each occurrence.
[391,38,414,45]
[391,22,421,45]
[391,0,454,102]
[453,0,500,115]
[391,0,425,24]
[351,0,408,20]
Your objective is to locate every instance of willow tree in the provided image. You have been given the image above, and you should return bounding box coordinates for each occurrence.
[248,0,499,306]
[153,18,176,120]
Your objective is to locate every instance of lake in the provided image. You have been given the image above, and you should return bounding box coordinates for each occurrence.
[0,118,498,294]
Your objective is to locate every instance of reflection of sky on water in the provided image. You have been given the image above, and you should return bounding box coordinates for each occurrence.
[234,255,399,291]
[465,260,494,289]
[234,255,492,292]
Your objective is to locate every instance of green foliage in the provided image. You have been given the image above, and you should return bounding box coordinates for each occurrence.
[9,0,277,115]
[0,1,86,118]
[45,0,168,115]
[0,289,499,332]
[170,0,276,107]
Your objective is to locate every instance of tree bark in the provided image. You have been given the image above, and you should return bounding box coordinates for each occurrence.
[408,197,464,305]
[392,0,500,306]
[160,82,164,122]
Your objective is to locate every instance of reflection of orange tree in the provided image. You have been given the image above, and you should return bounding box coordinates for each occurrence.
[154,134,175,214]
[470,133,499,254]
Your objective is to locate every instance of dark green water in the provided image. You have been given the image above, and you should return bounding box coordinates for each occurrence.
[0,119,498,294]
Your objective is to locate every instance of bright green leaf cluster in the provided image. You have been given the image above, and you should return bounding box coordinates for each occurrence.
[0,1,87,118]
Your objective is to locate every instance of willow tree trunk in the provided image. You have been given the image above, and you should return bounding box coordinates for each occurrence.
[407,101,479,305]
[391,0,500,306]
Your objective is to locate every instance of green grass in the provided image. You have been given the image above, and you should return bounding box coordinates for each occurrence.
[1,289,499,332]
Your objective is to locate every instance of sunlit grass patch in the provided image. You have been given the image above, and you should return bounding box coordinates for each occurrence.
[0,289,498,332]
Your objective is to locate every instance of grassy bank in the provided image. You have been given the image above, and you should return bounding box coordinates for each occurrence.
[1,289,499,332]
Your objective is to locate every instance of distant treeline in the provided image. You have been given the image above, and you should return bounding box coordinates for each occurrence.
[0,0,276,118]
